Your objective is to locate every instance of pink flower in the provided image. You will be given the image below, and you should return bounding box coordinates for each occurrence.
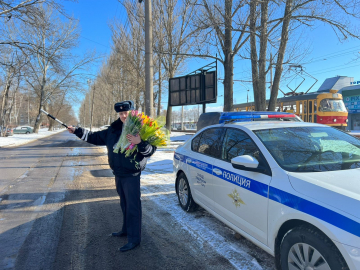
[131,110,135,117]
[129,143,135,150]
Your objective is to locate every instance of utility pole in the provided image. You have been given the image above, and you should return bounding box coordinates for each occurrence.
[181,106,184,130]
[87,79,92,128]
[145,0,154,117]
[90,84,96,131]
[27,88,30,125]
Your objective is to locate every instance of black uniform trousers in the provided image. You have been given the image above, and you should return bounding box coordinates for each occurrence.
[115,174,142,244]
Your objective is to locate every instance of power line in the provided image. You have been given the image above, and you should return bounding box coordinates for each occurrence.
[302,45,360,65]
[80,35,110,49]
[311,63,360,75]
[303,49,359,65]
[311,45,359,60]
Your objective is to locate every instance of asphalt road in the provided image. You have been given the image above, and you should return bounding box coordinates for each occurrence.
[0,131,248,270]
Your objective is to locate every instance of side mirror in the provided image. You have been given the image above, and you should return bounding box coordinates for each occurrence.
[231,155,270,175]
[231,155,259,168]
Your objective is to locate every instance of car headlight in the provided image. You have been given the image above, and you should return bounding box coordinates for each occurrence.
[333,119,337,122]
[346,119,348,123]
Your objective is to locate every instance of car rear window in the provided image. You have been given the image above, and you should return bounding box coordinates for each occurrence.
[196,128,224,158]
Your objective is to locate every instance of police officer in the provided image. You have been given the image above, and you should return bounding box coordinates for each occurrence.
[68,100,156,252]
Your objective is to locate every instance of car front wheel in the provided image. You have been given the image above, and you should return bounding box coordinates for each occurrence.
[280,225,348,270]
[176,172,197,212]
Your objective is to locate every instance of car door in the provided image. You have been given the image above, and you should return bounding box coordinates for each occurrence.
[187,127,224,208]
[210,127,271,245]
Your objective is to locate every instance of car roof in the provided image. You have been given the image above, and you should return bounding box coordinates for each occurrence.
[210,121,326,131]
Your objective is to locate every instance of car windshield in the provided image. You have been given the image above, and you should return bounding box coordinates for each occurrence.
[319,99,347,112]
[254,126,360,172]
[253,117,301,122]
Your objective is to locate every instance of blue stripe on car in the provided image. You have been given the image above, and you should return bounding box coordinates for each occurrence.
[176,153,360,238]
[269,187,360,238]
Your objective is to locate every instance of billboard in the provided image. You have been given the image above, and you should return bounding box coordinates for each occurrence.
[344,95,360,113]
[169,71,217,106]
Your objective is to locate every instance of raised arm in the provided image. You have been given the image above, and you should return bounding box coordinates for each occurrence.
[68,126,107,146]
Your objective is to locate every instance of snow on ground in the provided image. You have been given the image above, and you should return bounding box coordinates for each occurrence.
[169,131,193,142]
[0,128,65,148]
[140,133,274,270]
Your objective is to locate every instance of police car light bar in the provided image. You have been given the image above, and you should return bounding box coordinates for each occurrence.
[219,112,296,123]
[267,114,295,118]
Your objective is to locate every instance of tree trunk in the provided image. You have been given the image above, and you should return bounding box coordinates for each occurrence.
[223,0,234,112]
[258,0,269,111]
[33,78,46,133]
[33,103,44,134]
[166,70,174,132]
[1,76,12,136]
[157,58,162,117]
[268,0,292,111]
[48,119,55,131]
[250,0,261,110]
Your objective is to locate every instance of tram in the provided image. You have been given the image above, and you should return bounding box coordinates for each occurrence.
[233,90,348,130]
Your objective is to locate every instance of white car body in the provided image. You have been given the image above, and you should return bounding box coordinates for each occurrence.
[173,121,360,269]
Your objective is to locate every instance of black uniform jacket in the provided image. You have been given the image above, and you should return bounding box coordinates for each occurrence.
[74,118,156,177]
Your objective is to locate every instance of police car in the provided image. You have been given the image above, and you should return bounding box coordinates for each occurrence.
[173,117,360,270]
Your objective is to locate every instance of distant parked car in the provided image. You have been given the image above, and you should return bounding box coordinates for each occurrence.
[2,126,13,136]
[13,126,34,134]
[99,125,110,131]
[176,126,187,131]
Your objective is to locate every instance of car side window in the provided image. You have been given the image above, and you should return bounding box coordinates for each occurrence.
[197,128,224,158]
[191,134,202,152]
[222,128,259,162]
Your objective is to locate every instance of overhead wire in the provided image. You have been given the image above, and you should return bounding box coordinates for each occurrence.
[311,63,360,76]
[301,45,360,65]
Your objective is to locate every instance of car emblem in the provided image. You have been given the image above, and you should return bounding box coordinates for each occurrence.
[228,189,245,208]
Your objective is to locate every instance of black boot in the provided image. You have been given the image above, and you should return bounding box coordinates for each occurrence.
[119,242,140,252]
[111,231,127,237]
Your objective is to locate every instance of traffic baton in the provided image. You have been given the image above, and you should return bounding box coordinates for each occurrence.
[40,109,68,128]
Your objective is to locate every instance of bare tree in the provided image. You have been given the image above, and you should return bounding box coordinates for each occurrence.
[14,4,95,133]
[151,0,198,131]
[0,0,67,48]
[187,0,250,112]
[249,0,360,111]
[0,0,44,17]
[0,47,25,136]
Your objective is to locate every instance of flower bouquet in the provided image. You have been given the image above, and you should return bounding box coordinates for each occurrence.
[113,110,168,158]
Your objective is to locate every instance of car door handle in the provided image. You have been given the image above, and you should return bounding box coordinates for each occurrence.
[213,168,222,175]
[186,158,192,164]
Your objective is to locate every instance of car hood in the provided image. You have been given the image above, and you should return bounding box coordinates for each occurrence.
[288,168,360,219]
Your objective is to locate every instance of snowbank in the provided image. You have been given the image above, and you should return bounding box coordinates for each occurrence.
[0,128,65,148]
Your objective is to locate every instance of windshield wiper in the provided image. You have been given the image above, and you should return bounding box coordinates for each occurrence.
[294,166,322,172]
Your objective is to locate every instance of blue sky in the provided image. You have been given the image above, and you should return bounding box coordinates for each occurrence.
[64,0,360,115]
